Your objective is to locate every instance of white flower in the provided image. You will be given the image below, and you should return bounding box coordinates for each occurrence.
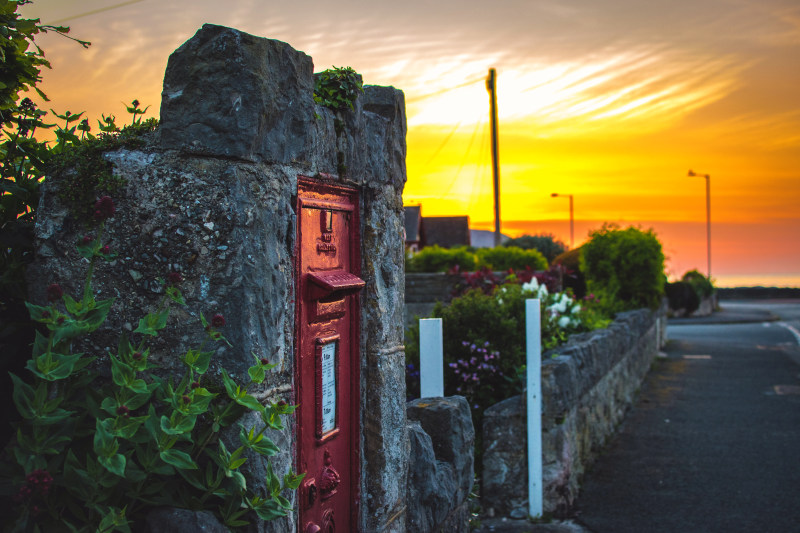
[497,298,503,305]
[522,278,539,293]
[538,284,549,298]
[558,316,571,328]
[571,304,581,314]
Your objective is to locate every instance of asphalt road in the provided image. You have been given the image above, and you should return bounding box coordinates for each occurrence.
[573,301,800,533]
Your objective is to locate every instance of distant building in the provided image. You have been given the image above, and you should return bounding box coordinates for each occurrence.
[403,206,472,250]
[404,205,422,253]
[423,216,471,248]
[469,229,511,248]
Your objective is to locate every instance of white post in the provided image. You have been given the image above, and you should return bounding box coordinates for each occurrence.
[419,318,444,398]
[526,299,543,518]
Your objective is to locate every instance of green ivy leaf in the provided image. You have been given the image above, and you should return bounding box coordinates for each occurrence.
[94,418,119,458]
[28,351,86,381]
[160,413,196,435]
[183,349,213,374]
[98,453,126,478]
[109,354,135,387]
[133,308,169,336]
[160,449,198,470]
[97,506,131,533]
[24,301,52,322]
[247,364,265,384]
[10,373,36,419]
[111,415,148,439]
[166,286,185,306]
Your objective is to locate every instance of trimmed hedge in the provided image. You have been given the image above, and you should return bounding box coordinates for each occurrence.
[580,225,665,312]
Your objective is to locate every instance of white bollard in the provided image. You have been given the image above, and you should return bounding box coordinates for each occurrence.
[419,318,444,398]
[526,299,543,518]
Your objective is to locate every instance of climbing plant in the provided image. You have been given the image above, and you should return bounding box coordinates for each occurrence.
[313,66,363,111]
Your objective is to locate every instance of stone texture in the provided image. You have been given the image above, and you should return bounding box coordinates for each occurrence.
[28,25,408,533]
[160,24,315,164]
[407,396,475,501]
[406,396,475,533]
[406,422,458,532]
[481,308,663,516]
[144,507,228,533]
[481,396,526,517]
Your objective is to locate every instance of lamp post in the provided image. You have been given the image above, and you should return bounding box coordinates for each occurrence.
[550,193,574,249]
[688,170,711,278]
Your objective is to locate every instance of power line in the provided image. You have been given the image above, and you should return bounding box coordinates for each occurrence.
[405,76,485,104]
[422,119,464,167]
[50,0,148,24]
[441,113,485,199]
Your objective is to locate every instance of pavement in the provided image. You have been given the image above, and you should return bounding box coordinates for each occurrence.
[473,301,798,533]
[666,302,780,325]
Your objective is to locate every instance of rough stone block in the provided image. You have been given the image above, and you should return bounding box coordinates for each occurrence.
[160,24,315,164]
[406,421,458,533]
[481,395,526,517]
[407,396,475,500]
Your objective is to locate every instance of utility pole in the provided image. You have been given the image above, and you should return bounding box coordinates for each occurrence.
[486,68,501,247]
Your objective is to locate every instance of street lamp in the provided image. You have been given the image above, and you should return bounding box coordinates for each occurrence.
[688,170,711,278]
[550,193,574,249]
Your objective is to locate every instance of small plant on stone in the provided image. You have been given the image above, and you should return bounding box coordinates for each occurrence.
[1,197,303,532]
[313,66,364,111]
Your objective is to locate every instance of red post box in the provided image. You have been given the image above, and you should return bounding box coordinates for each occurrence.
[295,177,363,533]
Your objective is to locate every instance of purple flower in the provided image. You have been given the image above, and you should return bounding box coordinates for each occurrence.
[46,283,63,302]
[93,196,116,221]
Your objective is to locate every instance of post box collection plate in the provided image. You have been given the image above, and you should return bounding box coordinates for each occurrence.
[296,178,362,533]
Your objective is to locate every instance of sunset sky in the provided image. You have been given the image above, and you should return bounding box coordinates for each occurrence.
[21,0,800,286]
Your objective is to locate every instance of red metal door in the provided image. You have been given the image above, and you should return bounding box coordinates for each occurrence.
[296,178,362,533]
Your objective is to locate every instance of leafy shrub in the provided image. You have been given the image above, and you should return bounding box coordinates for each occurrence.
[1,199,302,531]
[406,245,477,273]
[503,233,566,263]
[664,281,700,315]
[475,246,547,271]
[682,269,715,298]
[580,225,665,313]
[405,278,610,414]
[313,66,363,110]
[552,246,586,298]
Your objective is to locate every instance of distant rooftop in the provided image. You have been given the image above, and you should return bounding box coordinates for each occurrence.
[422,216,471,248]
[470,229,511,248]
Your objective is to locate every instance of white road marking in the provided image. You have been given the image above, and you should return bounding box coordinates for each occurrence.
[776,322,800,346]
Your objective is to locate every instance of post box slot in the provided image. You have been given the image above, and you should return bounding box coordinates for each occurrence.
[307,270,365,300]
[312,295,346,322]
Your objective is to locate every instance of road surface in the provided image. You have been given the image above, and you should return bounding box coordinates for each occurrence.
[573,300,800,533]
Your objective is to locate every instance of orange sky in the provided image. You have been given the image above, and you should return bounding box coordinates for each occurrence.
[21,0,800,286]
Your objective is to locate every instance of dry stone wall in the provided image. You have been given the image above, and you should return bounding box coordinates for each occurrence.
[482,307,666,517]
[27,24,408,533]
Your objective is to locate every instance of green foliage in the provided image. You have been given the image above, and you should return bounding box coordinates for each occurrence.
[664,280,699,315]
[580,224,666,313]
[1,0,93,440]
[406,245,477,273]
[0,0,90,115]
[552,246,586,298]
[2,205,302,532]
[476,246,548,271]
[406,277,610,414]
[682,269,715,298]
[49,105,159,221]
[503,233,566,263]
[313,66,363,111]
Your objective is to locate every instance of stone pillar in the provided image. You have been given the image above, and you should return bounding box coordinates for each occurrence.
[28,24,407,533]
